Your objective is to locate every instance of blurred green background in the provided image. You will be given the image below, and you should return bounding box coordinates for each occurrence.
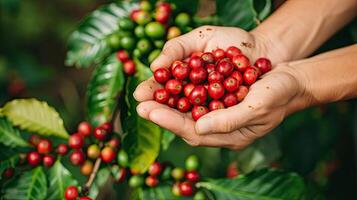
[0,0,356,199]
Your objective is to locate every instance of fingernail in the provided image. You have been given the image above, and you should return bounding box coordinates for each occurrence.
[195,117,212,135]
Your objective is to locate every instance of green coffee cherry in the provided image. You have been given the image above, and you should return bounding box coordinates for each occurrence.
[148,49,161,63]
[193,191,206,200]
[134,26,146,38]
[171,167,185,180]
[117,150,128,167]
[140,1,152,11]
[129,175,144,188]
[175,12,191,27]
[136,38,152,55]
[118,18,135,31]
[120,36,136,50]
[106,33,121,49]
[154,40,165,49]
[145,22,166,39]
[185,155,200,171]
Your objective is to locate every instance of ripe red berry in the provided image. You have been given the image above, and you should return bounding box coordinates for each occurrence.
[101,122,113,133]
[156,10,170,24]
[188,56,204,69]
[177,97,192,112]
[230,71,243,85]
[183,83,195,97]
[191,52,203,58]
[70,150,85,166]
[243,67,258,85]
[116,50,130,62]
[236,86,249,102]
[170,60,183,71]
[43,154,55,168]
[80,160,93,176]
[149,162,163,176]
[251,65,262,76]
[115,167,127,183]
[189,67,207,84]
[172,63,190,80]
[223,77,239,92]
[232,55,250,72]
[209,100,225,111]
[77,121,92,137]
[56,144,69,155]
[179,181,194,196]
[2,168,14,178]
[226,46,241,59]
[212,48,225,61]
[167,95,179,108]
[154,88,170,104]
[223,93,238,107]
[165,79,183,95]
[65,186,78,200]
[27,151,42,167]
[191,106,209,121]
[101,146,116,163]
[205,63,215,74]
[28,135,41,146]
[208,82,225,100]
[154,68,171,84]
[201,52,215,64]
[108,138,121,149]
[216,59,234,77]
[37,139,52,154]
[68,133,84,149]
[254,57,272,74]
[145,176,159,187]
[185,171,200,182]
[189,86,207,105]
[130,9,140,21]
[93,126,108,141]
[123,60,136,75]
[208,71,224,83]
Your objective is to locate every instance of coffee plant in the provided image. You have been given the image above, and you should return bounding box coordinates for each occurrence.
[3,0,354,199]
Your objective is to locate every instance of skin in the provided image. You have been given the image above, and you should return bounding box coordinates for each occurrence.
[134,0,357,150]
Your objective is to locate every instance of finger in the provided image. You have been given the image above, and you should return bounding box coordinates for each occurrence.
[133,77,162,102]
[195,101,256,135]
[136,100,169,120]
[150,26,210,71]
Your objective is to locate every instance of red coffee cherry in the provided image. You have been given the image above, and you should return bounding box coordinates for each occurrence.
[37,139,52,154]
[101,146,116,163]
[223,77,239,92]
[56,144,69,156]
[172,63,190,80]
[170,60,183,71]
[93,126,108,141]
[70,150,85,166]
[191,106,209,121]
[80,160,94,176]
[254,57,272,74]
[108,138,121,149]
[209,100,225,111]
[123,60,136,75]
[223,93,238,107]
[183,83,195,97]
[189,67,207,85]
[179,181,194,196]
[177,97,192,112]
[148,162,163,176]
[64,186,79,200]
[201,52,215,64]
[167,95,179,108]
[101,122,113,133]
[43,154,55,168]
[77,121,92,137]
[154,88,170,104]
[188,56,204,69]
[191,52,203,58]
[145,176,159,187]
[115,167,127,183]
[236,86,249,102]
[208,71,224,83]
[185,171,200,182]
[212,48,225,61]
[189,86,207,105]
[243,67,259,85]
[230,71,243,86]
[208,82,225,100]
[205,63,215,74]
[232,54,250,72]
[165,79,183,95]
[154,68,172,84]
[216,59,234,77]
[68,133,84,149]
[28,135,41,146]
[226,46,241,59]
[116,50,130,62]
[2,167,14,178]
[27,151,42,167]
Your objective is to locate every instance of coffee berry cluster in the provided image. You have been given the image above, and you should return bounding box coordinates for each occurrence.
[112,1,193,75]
[153,46,272,120]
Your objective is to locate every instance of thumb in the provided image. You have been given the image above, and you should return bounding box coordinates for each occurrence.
[150,27,207,71]
[195,102,254,135]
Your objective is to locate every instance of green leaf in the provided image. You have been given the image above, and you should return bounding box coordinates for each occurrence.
[2,167,47,200]
[88,168,111,199]
[122,59,161,174]
[86,54,125,126]
[1,99,69,139]
[0,154,19,178]
[133,185,192,200]
[0,117,29,148]
[46,160,78,200]
[161,128,175,151]
[66,2,137,68]
[216,0,272,30]
[198,168,306,200]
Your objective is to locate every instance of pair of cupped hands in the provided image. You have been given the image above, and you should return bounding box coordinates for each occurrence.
[134,26,306,150]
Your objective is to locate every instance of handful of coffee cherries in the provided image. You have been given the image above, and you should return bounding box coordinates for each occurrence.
[153,46,272,120]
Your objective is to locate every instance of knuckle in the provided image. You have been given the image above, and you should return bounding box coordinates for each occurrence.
[184,137,200,147]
